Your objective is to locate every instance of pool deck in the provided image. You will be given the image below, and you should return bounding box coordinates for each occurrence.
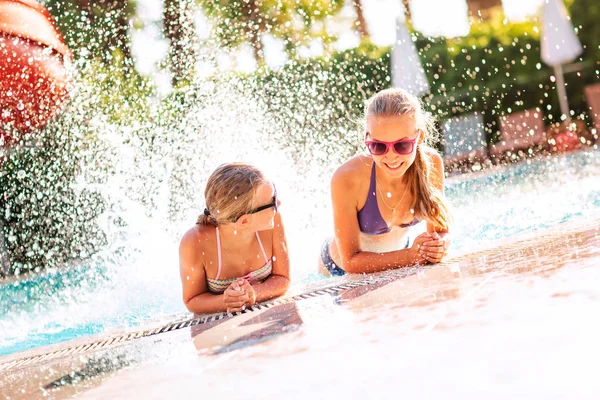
[1,214,599,399]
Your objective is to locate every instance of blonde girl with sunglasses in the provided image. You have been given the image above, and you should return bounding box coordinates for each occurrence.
[319,88,453,276]
[180,163,289,314]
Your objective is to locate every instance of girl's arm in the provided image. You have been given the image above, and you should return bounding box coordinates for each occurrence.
[249,211,290,302]
[179,229,248,314]
[331,166,422,274]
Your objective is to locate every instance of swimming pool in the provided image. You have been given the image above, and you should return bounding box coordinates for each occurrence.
[2,209,599,399]
[1,148,599,357]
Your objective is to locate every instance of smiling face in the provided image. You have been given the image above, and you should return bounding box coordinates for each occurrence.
[366,115,423,179]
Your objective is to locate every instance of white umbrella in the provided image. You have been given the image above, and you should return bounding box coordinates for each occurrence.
[541,0,583,119]
[391,18,430,97]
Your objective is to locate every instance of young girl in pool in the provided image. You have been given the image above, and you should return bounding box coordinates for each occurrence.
[180,163,290,314]
[319,88,452,276]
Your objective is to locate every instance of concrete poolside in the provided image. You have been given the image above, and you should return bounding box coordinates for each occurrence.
[1,214,599,400]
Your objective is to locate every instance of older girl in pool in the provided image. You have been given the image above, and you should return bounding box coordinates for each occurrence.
[180,163,289,314]
[319,88,452,276]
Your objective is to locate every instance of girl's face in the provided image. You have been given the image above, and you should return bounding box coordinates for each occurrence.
[241,182,278,231]
[365,115,423,179]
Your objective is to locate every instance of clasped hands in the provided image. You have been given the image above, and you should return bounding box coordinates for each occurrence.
[412,231,451,264]
[223,278,257,314]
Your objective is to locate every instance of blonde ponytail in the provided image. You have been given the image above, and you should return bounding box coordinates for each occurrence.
[196,209,218,226]
[405,146,452,230]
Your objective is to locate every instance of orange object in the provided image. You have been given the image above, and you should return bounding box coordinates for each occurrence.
[552,131,580,153]
[547,119,592,153]
[0,0,70,145]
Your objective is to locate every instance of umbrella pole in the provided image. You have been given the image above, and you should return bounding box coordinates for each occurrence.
[553,64,570,120]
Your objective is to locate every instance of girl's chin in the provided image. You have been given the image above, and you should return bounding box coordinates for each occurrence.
[256,222,275,231]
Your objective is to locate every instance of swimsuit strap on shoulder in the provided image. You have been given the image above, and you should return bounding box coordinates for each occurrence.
[255,232,269,264]
[214,226,223,280]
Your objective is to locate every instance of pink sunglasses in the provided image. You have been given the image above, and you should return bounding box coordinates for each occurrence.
[364,137,418,156]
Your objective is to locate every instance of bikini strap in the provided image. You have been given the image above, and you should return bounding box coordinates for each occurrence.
[215,226,223,280]
[369,162,377,196]
[255,232,269,264]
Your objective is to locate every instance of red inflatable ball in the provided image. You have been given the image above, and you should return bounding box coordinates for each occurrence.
[0,0,70,147]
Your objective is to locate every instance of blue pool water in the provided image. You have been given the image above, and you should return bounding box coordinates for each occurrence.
[1,148,599,357]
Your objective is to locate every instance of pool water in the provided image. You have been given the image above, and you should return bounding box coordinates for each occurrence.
[3,213,598,399]
[1,148,599,357]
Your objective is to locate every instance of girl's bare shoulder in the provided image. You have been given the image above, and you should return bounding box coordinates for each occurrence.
[332,154,372,186]
[421,145,443,165]
[180,224,214,253]
[421,146,445,187]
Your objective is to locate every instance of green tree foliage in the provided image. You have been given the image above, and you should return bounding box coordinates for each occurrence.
[46,0,137,71]
[417,16,553,140]
[198,0,345,63]
[1,1,153,276]
[245,5,599,154]
[246,43,390,162]
[570,0,600,72]
[417,8,598,140]
[0,118,107,278]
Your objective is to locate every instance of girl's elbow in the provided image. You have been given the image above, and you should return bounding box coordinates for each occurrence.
[278,275,291,292]
[266,273,289,292]
[341,257,360,274]
[184,301,195,314]
[183,295,200,314]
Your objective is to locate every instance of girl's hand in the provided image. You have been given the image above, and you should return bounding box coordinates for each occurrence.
[411,232,434,264]
[419,232,451,264]
[238,279,257,306]
[223,280,250,313]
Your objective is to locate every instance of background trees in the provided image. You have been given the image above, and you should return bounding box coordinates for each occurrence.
[197,0,345,64]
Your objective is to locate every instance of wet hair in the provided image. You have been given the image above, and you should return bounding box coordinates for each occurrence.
[365,88,452,230]
[197,163,269,226]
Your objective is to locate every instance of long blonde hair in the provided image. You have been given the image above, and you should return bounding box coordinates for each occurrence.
[197,163,269,226]
[365,88,452,230]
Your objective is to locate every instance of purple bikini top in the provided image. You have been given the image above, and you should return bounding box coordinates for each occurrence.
[357,163,421,235]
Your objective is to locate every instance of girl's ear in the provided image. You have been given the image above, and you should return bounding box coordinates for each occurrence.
[236,215,250,227]
[418,128,425,145]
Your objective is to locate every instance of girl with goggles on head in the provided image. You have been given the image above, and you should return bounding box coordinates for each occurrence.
[179,163,289,314]
[319,88,453,276]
